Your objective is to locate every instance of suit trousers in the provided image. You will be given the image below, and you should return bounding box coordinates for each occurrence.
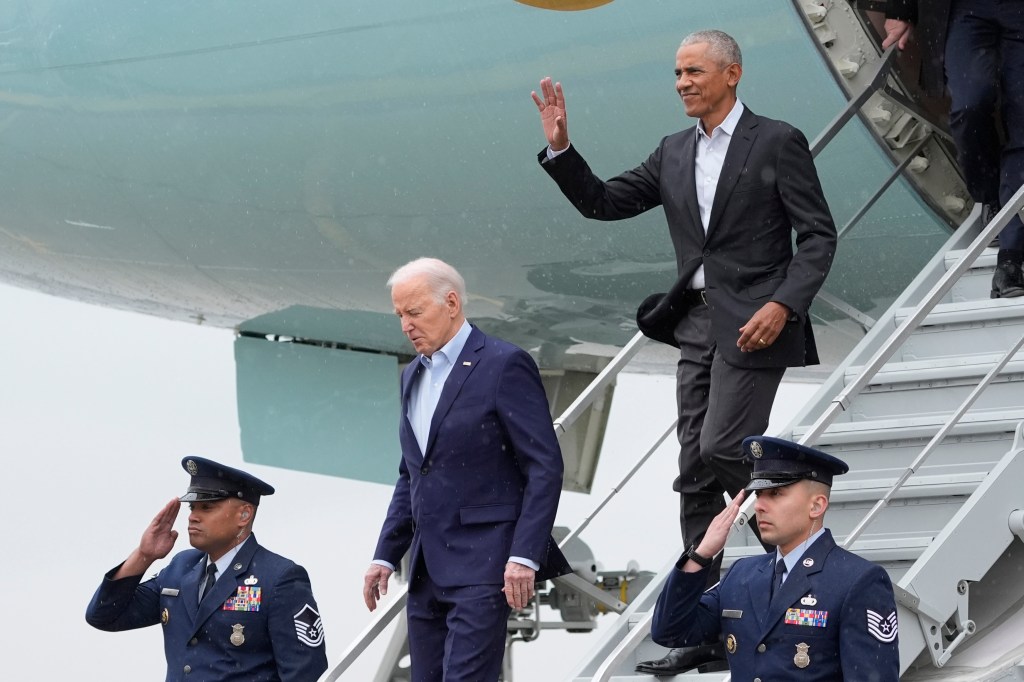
[673,300,783,579]
[406,565,511,682]
[945,0,1024,248]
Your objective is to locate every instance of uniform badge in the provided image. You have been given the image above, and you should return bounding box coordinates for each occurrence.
[244,575,258,586]
[161,608,169,625]
[750,441,763,458]
[726,634,737,654]
[230,624,245,646]
[186,459,198,475]
[867,609,898,643]
[794,642,810,668]
[293,604,324,648]
[801,595,818,607]
[224,586,262,612]
[233,563,243,571]
[786,608,828,627]
[803,558,814,567]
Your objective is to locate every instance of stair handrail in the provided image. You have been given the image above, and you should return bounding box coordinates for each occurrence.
[842,328,1024,549]
[321,584,409,682]
[552,330,648,438]
[799,183,1024,448]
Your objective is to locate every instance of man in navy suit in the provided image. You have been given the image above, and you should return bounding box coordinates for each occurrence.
[363,257,570,682]
[883,0,1024,298]
[533,29,837,674]
[651,436,900,680]
[86,457,328,681]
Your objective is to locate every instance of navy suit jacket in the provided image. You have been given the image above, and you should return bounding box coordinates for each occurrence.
[374,325,570,587]
[652,530,899,681]
[86,536,327,682]
[540,107,837,369]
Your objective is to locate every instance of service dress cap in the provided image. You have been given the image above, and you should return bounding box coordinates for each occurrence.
[743,436,849,491]
[179,456,275,505]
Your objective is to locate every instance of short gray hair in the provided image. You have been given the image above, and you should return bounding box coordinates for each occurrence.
[387,257,466,305]
[680,29,742,67]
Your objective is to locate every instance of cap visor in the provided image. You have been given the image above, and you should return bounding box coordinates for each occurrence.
[745,477,800,491]
[179,490,229,503]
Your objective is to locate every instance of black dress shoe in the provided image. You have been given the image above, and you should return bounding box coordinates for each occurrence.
[991,249,1024,299]
[635,642,727,676]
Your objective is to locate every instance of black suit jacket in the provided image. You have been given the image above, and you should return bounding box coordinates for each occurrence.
[539,106,837,369]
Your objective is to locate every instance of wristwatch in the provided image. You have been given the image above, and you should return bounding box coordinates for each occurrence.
[686,544,714,568]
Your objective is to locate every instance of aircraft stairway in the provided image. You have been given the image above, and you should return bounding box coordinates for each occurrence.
[566,194,1024,681]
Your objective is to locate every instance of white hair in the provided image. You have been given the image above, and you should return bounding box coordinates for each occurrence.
[680,29,742,67]
[387,257,467,305]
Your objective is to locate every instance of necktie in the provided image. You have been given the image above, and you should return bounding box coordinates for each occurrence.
[772,558,786,599]
[199,561,218,602]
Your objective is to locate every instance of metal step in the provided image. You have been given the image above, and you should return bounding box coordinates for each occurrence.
[944,247,998,303]
[893,298,1024,362]
[793,408,1023,445]
[806,431,1010,480]
[838,353,1024,422]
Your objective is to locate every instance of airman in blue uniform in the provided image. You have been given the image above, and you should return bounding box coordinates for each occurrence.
[86,457,328,681]
[651,436,900,681]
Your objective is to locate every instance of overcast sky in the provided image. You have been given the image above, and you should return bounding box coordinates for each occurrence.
[0,283,818,680]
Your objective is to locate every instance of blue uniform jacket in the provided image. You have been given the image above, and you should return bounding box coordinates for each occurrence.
[86,536,327,681]
[652,530,899,681]
[373,326,571,587]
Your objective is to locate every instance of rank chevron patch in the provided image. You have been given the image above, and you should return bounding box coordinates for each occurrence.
[867,609,898,643]
[293,604,325,647]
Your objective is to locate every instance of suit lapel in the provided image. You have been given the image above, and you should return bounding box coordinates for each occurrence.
[423,327,484,459]
[749,554,773,629]
[677,129,703,237]
[401,361,425,455]
[192,538,260,634]
[707,108,759,239]
[182,555,204,622]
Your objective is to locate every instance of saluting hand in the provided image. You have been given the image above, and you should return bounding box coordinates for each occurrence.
[113,497,181,579]
[531,77,570,152]
[693,490,745,565]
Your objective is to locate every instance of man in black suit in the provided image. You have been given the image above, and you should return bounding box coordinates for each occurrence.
[533,29,837,675]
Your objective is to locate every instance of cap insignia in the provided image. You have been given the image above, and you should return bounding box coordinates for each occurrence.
[186,459,199,475]
[750,441,763,458]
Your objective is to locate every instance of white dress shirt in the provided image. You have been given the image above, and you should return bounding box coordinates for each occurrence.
[690,99,745,289]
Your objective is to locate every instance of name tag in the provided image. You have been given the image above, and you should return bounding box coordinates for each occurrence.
[722,609,743,619]
[161,588,180,597]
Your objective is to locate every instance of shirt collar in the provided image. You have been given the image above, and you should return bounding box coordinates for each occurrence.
[418,320,472,369]
[210,534,252,576]
[775,525,826,574]
[696,98,745,142]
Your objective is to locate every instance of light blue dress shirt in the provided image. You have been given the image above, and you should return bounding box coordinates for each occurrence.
[201,535,252,603]
[408,320,472,455]
[774,525,826,586]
